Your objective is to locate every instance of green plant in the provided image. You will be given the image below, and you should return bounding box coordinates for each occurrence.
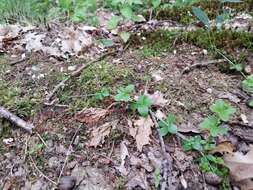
[200,116,227,137]
[183,136,215,152]
[210,99,236,122]
[114,84,135,102]
[242,75,253,94]
[95,88,110,100]
[154,167,161,188]
[130,95,152,117]
[158,114,177,136]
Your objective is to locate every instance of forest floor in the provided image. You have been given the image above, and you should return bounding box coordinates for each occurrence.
[0,7,253,190]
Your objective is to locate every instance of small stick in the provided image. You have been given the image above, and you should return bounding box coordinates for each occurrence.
[57,124,81,184]
[9,57,28,66]
[181,59,226,75]
[149,111,173,190]
[45,51,116,103]
[29,154,57,185]
[0,106,33,133]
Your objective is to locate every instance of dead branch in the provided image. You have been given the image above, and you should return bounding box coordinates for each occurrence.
[150,111,173,190]
[181,59,226,75]
[45,51,116,104]
[0,106,33,133]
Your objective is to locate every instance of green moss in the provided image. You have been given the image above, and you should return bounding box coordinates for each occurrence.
[141,31,179,57]
[58,61,134,111]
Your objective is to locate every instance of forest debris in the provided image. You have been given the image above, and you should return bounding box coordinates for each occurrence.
[0,106,34,133]
[209,141,235,154]
[204,172,222,186]
[75,107,109,125]
[146,91,168,107]
[58,176,76,190]
[224,147,253,189]
[89,120,118,147]
[132,116,153,152]
[116,141,129,175]
[127,169,149,190]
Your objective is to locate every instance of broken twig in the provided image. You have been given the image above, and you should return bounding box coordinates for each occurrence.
[150,111,173,190]
[0,106,33,133]
[45,51,116,104]
[181,59,226,75]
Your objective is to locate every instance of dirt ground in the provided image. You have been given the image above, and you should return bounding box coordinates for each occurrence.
[0,32,253,190]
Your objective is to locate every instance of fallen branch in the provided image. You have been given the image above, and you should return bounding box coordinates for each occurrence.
[45,51,116,104]
[0,106,33,133]
[149,111,173,190]
[181,59,226,75]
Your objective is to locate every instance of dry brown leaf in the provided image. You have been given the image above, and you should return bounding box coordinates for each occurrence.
[224,146,253,189]
[209,141,235,154]
[89,120,117,147]
[133,116,153,152]
[177,122,200,133]
[75,107,108,125]
[145,91,168,107]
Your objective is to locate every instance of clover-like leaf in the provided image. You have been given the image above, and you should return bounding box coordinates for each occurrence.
[120,5,133,20]
[242,75,253,94]
[158,114,177,136]
[210,99,236,121]
[107,16,121,30]
[200,116,227,137]
[114,84,135,102]
[131,95,152,117]
[95,88,110,100]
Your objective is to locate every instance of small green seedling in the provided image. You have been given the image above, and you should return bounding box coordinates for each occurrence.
[131,95,152,117]
[230,63,243,72]
[95,88,110,100]
[210,99,236,122]
[242,75,253,94]
[248,99,253,108]
[158,114,177,136]
[200,116,227,137]
[114,84,135,102]
[154,167,161,188]
[183,136,216,152]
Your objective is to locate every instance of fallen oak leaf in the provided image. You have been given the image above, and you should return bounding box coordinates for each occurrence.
[133,116,153,152]
[89,120,118,147]
[75,107,109,125]
[223,146,253,185]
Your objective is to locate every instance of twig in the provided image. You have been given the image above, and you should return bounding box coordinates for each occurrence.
[9,57,28,66]
[57,124,81,184]
[29,154,57,185]
[45,51,116,103]
[149,111,173,190]
[181,59,226,75]
[36,132,48,148]
[0,106,33,133]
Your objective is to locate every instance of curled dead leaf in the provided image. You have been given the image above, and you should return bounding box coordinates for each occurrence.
[224,146,253,190]
[209,141,235,154]
[75,107,108,125]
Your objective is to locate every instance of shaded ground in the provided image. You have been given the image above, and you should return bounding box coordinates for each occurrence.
[0,29,253,190]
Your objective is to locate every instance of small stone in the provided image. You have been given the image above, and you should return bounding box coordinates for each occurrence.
[58,176,76,190]
[203,49,208,55]
[206,88,213,94]
[204,172,222,186]
[68,65,76,71]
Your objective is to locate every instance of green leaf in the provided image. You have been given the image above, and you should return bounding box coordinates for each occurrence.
[210,99,236,121]
[120,5,133,20]
[152,0,161,9]
[242,75,253,94]
[200,116,227,137]
[107,16,120,30]
[95,88,110,100]
[154,168,161,188]
[230,63,243,71]
[101,39,114,47]
[59,0,72,10]
[192,6,210,28]
[247,99,253,108]
[132,15,146,22]
[114,84,135,102]
[119,32,130,43]
[158,114,177,136]
[131,95,152,117]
